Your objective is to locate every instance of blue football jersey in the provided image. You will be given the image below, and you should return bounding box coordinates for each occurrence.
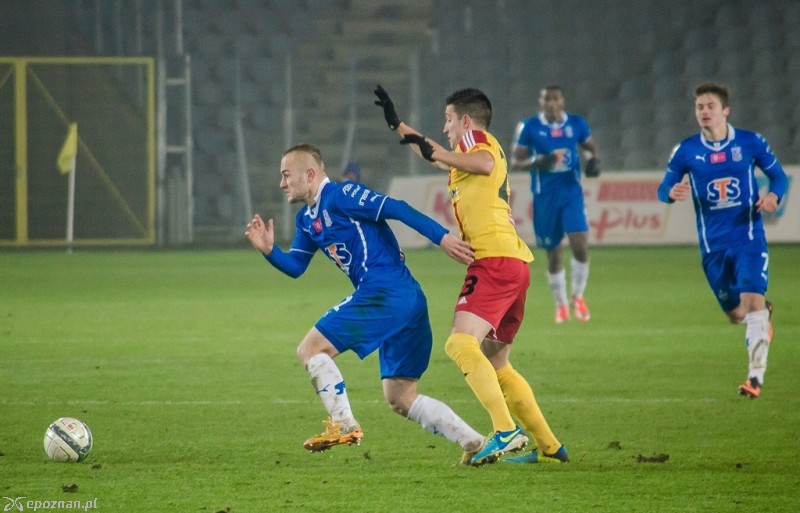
[267,179,448,288]
[657,125,788,253]
[513,112,592,194]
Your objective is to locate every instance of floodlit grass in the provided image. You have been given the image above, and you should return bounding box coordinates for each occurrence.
[1,246,798,512]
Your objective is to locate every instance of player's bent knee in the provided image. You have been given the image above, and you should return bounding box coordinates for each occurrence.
[726,308,744,324]
[444,333,479,362]
[383,390,413,417]
[295,338,320,364]
[444,334,462,360]
[386,398,410,417]
[297,330,339,364]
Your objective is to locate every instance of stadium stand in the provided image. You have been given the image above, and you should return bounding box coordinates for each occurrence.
[2,0,797,241]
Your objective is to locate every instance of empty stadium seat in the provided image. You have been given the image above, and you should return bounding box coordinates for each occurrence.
[175,0,800,234]
[715,53,751,87]
[682,53,714,82]
[653,127,687,157]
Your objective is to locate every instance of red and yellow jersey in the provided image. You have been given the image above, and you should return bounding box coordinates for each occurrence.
[448,129,533,262]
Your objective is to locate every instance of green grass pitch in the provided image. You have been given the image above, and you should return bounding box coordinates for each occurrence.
[1,245,798,512]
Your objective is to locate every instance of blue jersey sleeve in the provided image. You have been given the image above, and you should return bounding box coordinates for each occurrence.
[378,196,448,245]
[334,183,448,245]
[264,225,316,278]
[513,119,533,150]
[753,133,789,201]
[574,115,592,144]
[658,144,687,203]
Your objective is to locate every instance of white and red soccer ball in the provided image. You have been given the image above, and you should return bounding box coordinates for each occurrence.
[43,417,93,462]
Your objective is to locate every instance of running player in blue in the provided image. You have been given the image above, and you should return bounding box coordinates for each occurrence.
[245,143,486,461]
[657,82,788,399]
[510,86,600,324]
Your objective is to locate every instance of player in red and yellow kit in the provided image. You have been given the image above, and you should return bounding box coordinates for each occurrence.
[375,85,568,465]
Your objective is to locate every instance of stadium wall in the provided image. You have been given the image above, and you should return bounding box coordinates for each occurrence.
[386,166,799,248]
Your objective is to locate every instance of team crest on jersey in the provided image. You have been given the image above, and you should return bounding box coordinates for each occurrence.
[707,176,741,209]
[731,146,742,161]
[312,217,323,233]
[325,243,353,274]
[550,127,563,137]
[322,209,332,227]
[710,152,727,164]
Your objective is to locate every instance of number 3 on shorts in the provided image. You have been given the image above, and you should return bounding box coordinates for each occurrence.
[460,275,478,297]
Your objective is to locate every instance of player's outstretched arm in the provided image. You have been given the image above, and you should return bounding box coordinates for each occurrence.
[247,215,314,278]
[245,214,274,255]
[378,196,472,259]
[374,84,449,171]
[374,84,401,130]
[400,134,437,161]
[510,143,556,171]
[438,233,475,265]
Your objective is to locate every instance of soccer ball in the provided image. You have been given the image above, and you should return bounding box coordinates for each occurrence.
[43,417,93,462]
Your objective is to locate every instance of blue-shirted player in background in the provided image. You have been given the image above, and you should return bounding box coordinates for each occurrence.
[657,82,788,399]
[246,143,487,462]
[511,86,600,324]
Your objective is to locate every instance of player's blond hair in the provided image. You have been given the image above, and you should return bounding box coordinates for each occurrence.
[284,143,325,168]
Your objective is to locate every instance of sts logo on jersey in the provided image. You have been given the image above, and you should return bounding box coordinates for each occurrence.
[325,243,352,274]
[707,176,741,210]
[550,148,572,172]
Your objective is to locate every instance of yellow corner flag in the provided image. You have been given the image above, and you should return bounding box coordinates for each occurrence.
[57,123,78,174]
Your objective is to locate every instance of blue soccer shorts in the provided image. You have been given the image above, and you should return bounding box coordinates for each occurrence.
[315,281,432,380]
[532,184,589,250]
[701,237,769,312]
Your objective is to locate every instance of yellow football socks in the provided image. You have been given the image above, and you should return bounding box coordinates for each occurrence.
[444,332,516,432]
[496,363,561,454]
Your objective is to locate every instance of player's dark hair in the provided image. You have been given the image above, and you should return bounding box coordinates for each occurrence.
[542,85,564,95]
[694,82,730,108]
[445,88,492,128]
[284,143,324,166]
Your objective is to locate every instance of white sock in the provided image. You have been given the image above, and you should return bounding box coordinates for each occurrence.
[547,269,568,306]
[305,353,357,428]
[570,257,589,298]
[744,309,771,384]
[407,394,483,451]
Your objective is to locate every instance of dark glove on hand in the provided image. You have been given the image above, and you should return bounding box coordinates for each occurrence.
[374,84,401,130]
[400,134,436,161]
[584,157,600,177]
[534,153,558,171]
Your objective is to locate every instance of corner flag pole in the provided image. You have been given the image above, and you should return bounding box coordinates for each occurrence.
[57,123,78,253]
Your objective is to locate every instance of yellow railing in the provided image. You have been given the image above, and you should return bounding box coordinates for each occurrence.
[0,57,155,247]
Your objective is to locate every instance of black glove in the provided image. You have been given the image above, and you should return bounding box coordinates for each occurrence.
[374,84,401,130]
[533,153,558,171]
[584,157,600,177]
[400,134,435,161]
